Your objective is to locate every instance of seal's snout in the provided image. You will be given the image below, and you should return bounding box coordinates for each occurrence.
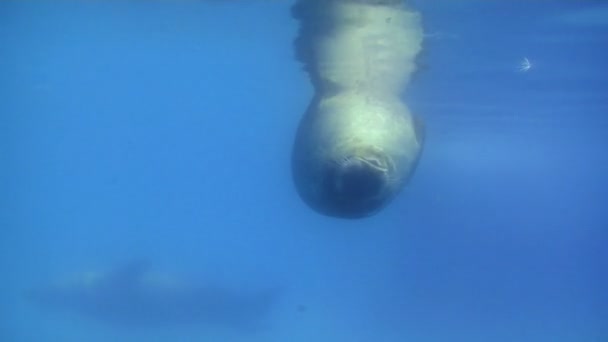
[322,155,390,218]
[333,157,384,198]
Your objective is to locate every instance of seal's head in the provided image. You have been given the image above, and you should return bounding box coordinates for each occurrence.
[291,95,424,219]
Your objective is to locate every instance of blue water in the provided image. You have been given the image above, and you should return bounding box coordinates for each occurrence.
[1,1,606,341]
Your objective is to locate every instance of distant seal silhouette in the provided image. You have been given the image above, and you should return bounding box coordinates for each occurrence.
[291,0,425,218]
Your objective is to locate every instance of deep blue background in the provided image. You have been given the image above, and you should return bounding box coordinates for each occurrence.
[1,1,607,341]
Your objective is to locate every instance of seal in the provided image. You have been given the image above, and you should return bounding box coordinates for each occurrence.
[291,0,425,218]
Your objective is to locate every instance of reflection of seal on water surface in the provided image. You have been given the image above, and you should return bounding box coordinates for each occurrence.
[291,0,425,218]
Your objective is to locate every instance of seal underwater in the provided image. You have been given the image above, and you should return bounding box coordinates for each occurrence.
[291,0,425,218]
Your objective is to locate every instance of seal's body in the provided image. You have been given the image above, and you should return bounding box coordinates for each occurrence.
[292,0,424,218]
